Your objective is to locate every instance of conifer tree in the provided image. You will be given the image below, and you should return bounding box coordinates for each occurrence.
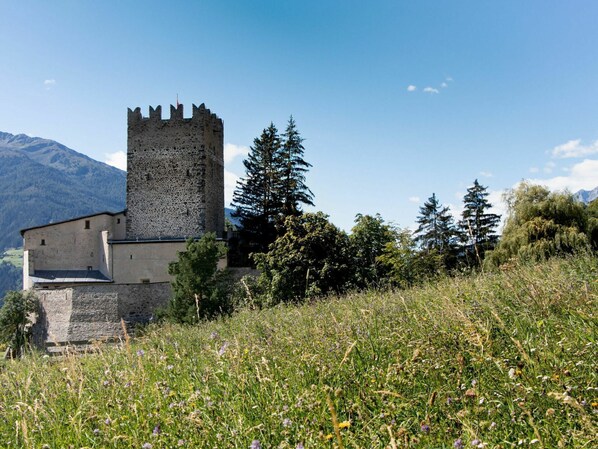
[279,116,314,216]
[459,179,501,265]
[414,193,458,270]
[232,123,283,253]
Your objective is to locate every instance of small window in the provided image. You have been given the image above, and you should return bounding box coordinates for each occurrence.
[117,218,121,224]
[41,239,46,246]
[85,220,90,229]
[186,169,191,177]
[130,254,133,260]
[140,278,150,284]
[87,266,92,271]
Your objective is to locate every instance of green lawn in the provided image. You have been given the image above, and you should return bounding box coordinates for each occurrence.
[0,248,23,268]
[0,255,596,448]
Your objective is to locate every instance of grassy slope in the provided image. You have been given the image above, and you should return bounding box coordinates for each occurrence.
[0,248,23,268]
[0,256,596,448]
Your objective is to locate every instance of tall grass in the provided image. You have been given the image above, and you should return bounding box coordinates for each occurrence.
[0,256,596,448]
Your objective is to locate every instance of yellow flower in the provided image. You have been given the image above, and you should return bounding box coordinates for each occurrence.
[325,433,334,440]
[338,420,351,429]
[591,402,598,408]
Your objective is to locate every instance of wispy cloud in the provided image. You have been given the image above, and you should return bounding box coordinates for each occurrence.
[423,87,439,94]
[43,79,56,90]
[225,169,241,207]
[224,143,249,164]
[529,167,540,173]
[104,151,127,171]
[479,170,493,178]
[441,82,448,88]
[408,196,420,203]
[551,138,598,159]
[407,85,417,92]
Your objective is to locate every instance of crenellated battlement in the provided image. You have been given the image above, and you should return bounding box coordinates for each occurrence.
[127,103,223,132]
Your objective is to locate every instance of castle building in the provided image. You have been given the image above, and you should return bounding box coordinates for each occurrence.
[20,103,224,347]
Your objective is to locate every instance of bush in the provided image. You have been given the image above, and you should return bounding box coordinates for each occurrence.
[0,290,37,357]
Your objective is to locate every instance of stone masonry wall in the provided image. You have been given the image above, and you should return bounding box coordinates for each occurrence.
[126,103,224,240]
[32,283,171,346]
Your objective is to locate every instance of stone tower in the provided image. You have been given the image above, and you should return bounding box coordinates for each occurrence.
[125,103,224,240]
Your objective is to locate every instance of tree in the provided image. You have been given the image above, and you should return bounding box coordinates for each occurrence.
[0,290,37,358]
[279,116,314,216]
[232,123,283,253]
[459,179,501,265]
[167,233,228,323]
[349,214,397,288]
[414,193,459,271]
[378,228,439,288]
[484,182,591,267]
[254,212,354,304]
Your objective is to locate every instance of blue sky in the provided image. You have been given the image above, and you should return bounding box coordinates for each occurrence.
[1,1,598,231]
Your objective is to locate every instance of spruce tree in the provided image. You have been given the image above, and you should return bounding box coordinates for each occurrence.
[459,179,501,265]
[232,123,283,253]
[414,193,458,270]
[279,116,314,216]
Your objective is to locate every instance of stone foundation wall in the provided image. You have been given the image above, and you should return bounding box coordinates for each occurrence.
[32,283,171,347]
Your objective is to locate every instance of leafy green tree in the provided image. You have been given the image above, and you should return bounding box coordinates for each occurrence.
[349,213,397,288]
[485,183,591,267]
[279,116,314,216]
[254,212,354,304]
[232,123,283,253]
[414,193,459,271]
[587,198,598,250]
[167,233,228,323]
[378,228,440,288]
[0,290,37,357]
[459,179,501,265]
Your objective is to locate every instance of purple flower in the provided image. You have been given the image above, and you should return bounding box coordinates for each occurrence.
[454,438,464,448]
[153,424,161,435]
[471,439,481,446]
[218,342,229,356]
[296,443,304,449]
[137,349,145,357]
[420,424,430,433]
[282,418,292,427]
[210,331,219,339]
[178,440,186,446]
[447,397,454,405]
[93,428,100,436]
[105,418,112,425]
[142,444,153,449]
[250,440,262,449]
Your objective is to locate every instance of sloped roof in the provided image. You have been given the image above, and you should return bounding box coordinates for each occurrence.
[29,270,112,284]
[20,210,126,236]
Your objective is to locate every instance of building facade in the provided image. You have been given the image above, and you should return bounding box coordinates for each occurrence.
[21,103,225,347]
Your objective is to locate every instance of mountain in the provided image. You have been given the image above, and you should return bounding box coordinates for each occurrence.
[0,132,126,252]
[573,187,598,204]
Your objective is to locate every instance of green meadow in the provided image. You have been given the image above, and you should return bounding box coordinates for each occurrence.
[0,255,596,448]
[0,248,23,268]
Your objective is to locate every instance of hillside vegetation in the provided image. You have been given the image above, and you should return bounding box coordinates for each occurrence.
[1,256,596,448]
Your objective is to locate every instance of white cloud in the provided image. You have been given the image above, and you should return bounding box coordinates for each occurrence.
[407,85,417,92]
[479,171,493,178]
[408,196,420,203]
[529,167,540,173]
[551,138,598,159]
[224,143,249,164]
[543,161,556,174]
[44,79,56,86]
[423,87,439,94]
[104,151,127,171]
[445,76,453,82]
[225,169,241,207]
[528,158,598,193]
[441,82,448,88]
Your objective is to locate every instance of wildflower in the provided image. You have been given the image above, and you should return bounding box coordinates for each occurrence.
[489,422,496,429]
[508,368,516,379]
[471,379,477,387]
[105,418,112,425]
[124,381,132,388]
[137,349,145,357]
[167,365,174,370]
[338,420,351,429]
[178,439,186,446]
[454,438,464,449]
[471,439,481,446]
[530,439,539,444]
[153,424,161,435]
[420,424,430,433]
[210,331,219,339]
[282,418,292,427]
[325,434,334,440]
[103,380,110,387]
[296,443,304,449]
[250,440,262,449]
[142,444,153,449]
[93,429,100,436]
[218,342,229,356]
[447,397,454,405]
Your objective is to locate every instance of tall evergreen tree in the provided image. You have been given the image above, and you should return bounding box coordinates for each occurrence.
[459,179,501,265]
[232,123,283,253]
[279,116,314,216]
[414,193,458,270]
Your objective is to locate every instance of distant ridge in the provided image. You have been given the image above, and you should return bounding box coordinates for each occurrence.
[0,131,126,252]
[573,186,598,204]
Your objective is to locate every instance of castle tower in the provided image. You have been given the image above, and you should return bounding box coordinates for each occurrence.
[125,103,224,240]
